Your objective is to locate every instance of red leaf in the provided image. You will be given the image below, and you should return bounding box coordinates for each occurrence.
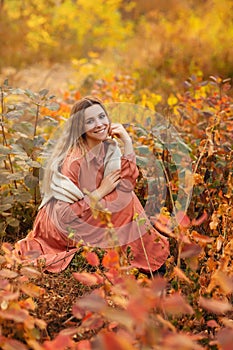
[161,292,194,315]
[176,211,191,227]
[0,269,18,279]
[217,327,233,350]
[207,319,219,328]
[75,292,106,313]
[2,338,28,350]
[199,296,232,314]
[180,243,202,258]
[151,276,167,295]
[192,211,208,226]
[76,340,92,350]
[73,272,103,286]
[20,267,41,279]
[85,252,100,267]
[100,331,136,350]
[0,307,29,322]
[43,334,74,350]
[102,250,119,269]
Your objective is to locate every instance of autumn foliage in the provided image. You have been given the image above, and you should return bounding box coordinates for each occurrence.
[0,71,232,350]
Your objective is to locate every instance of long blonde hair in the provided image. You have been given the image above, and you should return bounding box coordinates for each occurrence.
[41,96,109,196]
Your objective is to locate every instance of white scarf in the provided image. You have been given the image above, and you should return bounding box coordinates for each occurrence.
[38,139,121,210]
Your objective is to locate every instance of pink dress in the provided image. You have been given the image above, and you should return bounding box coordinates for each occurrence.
[17,142,169,273]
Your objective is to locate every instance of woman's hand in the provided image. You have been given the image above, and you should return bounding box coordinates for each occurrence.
[94,169,121,199]
[110,123,133,155]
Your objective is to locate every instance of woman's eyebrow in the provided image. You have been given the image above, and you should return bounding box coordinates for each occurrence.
[86,112,106,120]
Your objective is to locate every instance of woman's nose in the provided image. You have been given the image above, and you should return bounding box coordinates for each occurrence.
[95,119,102,127]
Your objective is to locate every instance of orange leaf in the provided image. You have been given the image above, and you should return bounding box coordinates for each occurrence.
[191,230,214,244]
[173,266,192,284]
[102,250,119,269]
[20,283,45,298]
[207,270,233,294]
[151,214,173,235]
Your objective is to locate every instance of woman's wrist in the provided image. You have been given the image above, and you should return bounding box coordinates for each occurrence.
[90,189,103,201]
[123,137,133,155]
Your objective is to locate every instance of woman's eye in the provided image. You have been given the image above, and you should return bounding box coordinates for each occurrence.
[86,119,94,124]
[99,114,106,119]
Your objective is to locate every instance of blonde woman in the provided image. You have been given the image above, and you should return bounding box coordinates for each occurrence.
[17,97,169,273]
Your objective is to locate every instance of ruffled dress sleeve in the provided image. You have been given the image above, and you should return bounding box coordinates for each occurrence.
[118,152,139,192]
[61,156,92,216]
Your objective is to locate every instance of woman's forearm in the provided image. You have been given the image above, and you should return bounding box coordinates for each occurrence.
[123,137,134,155]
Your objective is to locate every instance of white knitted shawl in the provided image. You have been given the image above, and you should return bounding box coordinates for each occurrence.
[38,139,121,210]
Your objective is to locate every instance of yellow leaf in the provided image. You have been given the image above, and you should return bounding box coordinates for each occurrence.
[167,94,178,106]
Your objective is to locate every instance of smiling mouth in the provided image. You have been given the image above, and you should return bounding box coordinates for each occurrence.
[93,128,106,134]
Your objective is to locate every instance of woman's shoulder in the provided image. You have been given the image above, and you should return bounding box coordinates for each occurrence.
[68,147,84,161]
[62,147,84,170]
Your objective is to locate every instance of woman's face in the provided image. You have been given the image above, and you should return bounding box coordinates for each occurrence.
[84,104,110,148]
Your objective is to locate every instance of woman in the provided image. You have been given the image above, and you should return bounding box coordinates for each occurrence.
[16,97,169,273]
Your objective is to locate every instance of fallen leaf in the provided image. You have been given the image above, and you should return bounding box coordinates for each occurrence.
[199,296,232,314]
[176,211,191,227]
[180,243,202,258]
[173,266,192,284]
[161,293,194,315]
[73,272,103,286]
[85,251,100,267]
[102,250,119,269]
[0,268,18,279]
[191,230,214,244]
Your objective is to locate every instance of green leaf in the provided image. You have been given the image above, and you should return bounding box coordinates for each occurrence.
[11,88,25,95]
[15,137,34,156]
[26,159,41,168]
[44,116,59,125]
[6,110,24,120]
[39,88,49,97]
[24,89,36,99]
[16,191,32,203]
[7,172,24,181]
[0,204,12,212]
[136,155,149,167]
[0,155,7,162]
[0,173,11,185]
[135,145,150,155]
[0,145,11,155]
[6,217,20,228]
[24,174,39,189]
[13,122,34,137]
[45,102,60,111]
